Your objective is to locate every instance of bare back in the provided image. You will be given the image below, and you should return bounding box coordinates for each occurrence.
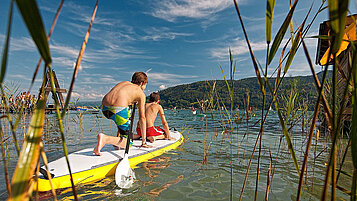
[102,81,143,107]
[145,102,163,127]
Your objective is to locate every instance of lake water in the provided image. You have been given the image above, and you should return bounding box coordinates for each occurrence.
[0,109,350,200]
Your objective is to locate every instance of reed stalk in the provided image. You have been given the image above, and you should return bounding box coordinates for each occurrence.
[0,124,11,195]
[296,40,325,201]
[39,142,57,200]
[61,0,99,119]
[9,99,46,201]
[47,67,78,200]
[321,1,349,200]
[350,39,357,201]
[30,0,64,91]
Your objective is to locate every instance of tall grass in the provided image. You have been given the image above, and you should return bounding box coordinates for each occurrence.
[229,0,356,200]
[1,0,356,200]
[0,0,99,200]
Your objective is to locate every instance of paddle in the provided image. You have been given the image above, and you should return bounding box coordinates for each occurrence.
[115,102,136,188]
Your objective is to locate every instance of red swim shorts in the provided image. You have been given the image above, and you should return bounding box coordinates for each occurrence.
[136,126,165,137]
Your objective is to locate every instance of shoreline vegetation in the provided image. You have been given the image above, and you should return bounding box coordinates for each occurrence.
[1,0,356,201]
[76,71,332,111]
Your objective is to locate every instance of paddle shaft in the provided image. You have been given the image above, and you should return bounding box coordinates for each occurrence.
[125,102,136,154]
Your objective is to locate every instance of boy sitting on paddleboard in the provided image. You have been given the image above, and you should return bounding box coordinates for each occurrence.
[93,72,151,156]
[133,92,174,143]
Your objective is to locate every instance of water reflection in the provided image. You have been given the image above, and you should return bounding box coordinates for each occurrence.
[139,156,184,197]
[142,157,172,178]
[0,109,351,200]
[146,175,184,197]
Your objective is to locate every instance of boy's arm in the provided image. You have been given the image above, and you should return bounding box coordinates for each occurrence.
[158,105,171,139]
[137,92,147,145]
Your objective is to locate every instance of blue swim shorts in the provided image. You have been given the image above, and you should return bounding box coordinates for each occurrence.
[101,105,132,139]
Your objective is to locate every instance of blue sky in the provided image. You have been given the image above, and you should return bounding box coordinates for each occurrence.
[0,0,356,101]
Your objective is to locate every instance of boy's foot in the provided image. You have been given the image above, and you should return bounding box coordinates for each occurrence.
[140,143,153,148]
[147,136,155,143]
[93,133,105,156]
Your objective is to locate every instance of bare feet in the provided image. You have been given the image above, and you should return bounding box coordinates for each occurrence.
[147,136,155,143]
[93,133,105,156]
[140,143,153,148]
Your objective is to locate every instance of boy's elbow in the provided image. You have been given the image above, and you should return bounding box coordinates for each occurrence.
[140,116,146,122]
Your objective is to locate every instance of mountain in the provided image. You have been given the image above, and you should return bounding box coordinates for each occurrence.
[158,71,331,110]
[76,71,331,111]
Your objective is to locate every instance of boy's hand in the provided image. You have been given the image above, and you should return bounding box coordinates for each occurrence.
[165,137,175,141]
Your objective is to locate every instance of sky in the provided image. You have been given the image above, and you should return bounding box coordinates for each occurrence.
[0,0,356,102]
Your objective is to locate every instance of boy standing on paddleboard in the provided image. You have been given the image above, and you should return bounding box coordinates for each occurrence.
[93,72,150,156]
[134,92,175,142]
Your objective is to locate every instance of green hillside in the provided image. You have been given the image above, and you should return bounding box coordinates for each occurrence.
[158,72,331,110]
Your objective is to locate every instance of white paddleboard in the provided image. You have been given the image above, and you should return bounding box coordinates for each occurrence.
[35,129,183,192]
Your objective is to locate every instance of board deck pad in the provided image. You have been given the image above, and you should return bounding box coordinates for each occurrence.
[35,130,183,191]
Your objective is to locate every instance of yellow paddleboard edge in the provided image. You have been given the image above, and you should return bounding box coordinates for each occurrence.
[34,133,183,192]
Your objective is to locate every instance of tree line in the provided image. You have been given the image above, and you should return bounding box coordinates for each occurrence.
[158,71,331,111]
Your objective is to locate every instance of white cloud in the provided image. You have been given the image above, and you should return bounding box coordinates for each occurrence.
[159,84,166,89]
[99,76,116,83]
[9,36,36,52]
[148,72,198,82]
[50,41,79,57]
[210,38,268,59]
[151,0,233,22]
[210,37,295,59]
[71,90,105,101]
[52,56,75,68]
[141,27,193,41]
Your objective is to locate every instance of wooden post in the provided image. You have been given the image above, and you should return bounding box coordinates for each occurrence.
[40,70,67,111]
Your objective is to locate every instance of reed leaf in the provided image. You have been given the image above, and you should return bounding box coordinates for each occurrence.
[31,0,64,90]
[0,126,11,195]
[327,0,349,54]
[296,40,324,201]
[48,68,78,200]
[233,0,265,95]
[15,0,51,64]
[220,66,232,101]
[270,84,300,174]
[288,2,295,42]
[267,0,298,65]
[353,169,357,200]
[284,89,296,127]
[0,86,20,155]
[9,99,45,201]
[0,0,14,84]
[61,0,98,118]
[351,41,357,200]
[284,4,311,74]
[266,0,276,44]
[39,142,57,200]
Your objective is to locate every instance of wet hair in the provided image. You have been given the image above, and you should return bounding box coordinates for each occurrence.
[149,92,160,103]
[131,72,148,85]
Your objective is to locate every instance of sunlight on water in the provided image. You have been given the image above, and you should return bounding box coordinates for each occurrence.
[0,109,350,200]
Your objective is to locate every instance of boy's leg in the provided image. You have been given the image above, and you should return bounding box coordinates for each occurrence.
[93,133,127,156]
[147,134,165,143]
[132,134,141,139]
[133,127,142,139]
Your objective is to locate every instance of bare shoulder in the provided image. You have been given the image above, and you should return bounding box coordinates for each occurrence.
[157,104,164,113]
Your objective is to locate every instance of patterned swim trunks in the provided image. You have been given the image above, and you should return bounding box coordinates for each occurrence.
[101,105,131,138]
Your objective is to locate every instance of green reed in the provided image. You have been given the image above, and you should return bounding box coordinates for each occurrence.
[0,0,99,199]
[228,0,356,200]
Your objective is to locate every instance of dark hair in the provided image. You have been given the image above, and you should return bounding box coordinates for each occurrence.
[131,72,148,85]
[149,92,160,102]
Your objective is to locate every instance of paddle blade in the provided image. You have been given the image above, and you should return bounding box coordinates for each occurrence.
[115,154,135,189]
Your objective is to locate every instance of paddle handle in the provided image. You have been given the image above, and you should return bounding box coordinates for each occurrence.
[125,102,136,154]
